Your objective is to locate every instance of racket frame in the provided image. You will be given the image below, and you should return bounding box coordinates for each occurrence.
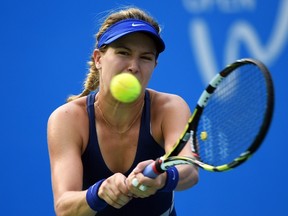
[146,58,274,176]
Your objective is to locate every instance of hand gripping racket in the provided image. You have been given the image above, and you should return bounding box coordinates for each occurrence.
[143,58,274,178]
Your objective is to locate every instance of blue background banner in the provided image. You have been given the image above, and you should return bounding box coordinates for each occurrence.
[0,0,287,215]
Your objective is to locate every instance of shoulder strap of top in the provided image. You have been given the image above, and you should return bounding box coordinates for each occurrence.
[87,92,97,140]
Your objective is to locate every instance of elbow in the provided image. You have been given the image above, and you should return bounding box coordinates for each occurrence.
[185,166,199,189]
[177,165,199,191]
[54,201,64,216]
[192,168,199,187]
[54,197,70,216]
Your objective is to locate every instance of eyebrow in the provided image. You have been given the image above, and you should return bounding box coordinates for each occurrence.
[112,44,157,56]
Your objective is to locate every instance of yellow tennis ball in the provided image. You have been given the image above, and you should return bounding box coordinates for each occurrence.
[110,73,141,103]
[200,131,208,141]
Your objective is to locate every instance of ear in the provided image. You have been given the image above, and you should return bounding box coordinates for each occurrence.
[93,49,102,69]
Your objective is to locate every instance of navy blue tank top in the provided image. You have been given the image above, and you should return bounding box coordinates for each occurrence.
[82,90,176,216]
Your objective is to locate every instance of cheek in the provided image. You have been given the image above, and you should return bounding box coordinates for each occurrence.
[141,69,154,87]
[99,69,113,92]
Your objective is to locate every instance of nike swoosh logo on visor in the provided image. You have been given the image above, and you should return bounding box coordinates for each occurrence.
[132,23,146,27]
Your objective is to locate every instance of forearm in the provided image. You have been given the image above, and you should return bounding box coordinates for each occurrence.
[175,165,198,191]
[54,191,96,216]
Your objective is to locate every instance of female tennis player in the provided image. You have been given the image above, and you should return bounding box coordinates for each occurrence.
[47,7,198,216]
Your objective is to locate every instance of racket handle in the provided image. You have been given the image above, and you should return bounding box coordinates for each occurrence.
[142,163,158,178]
[142,158,165,179]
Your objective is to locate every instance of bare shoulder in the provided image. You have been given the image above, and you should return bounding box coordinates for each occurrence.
[48,97,88,130]
[147,89,191,145]
[148,88,190,111]
[47,96,89,153]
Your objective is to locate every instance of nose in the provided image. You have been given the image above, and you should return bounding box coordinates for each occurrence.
[127,59,140,74]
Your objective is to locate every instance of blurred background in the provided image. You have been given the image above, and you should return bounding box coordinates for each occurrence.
[0,0,287,215]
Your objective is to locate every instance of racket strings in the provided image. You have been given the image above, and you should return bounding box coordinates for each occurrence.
[196,64,268,166]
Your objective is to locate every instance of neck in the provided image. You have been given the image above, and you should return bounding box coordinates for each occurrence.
[95,93,145,134]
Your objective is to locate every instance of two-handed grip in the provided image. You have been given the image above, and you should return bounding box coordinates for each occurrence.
[138,158,165,191]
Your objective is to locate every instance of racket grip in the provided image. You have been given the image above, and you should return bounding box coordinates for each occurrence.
[142,162,159,178]
[142,158,165,179]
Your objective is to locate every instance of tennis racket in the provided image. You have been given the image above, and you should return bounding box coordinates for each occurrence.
[143,58,274,178]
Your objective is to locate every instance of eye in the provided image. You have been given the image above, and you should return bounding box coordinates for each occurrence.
[115,48,130,56]
[118,50,129,56]
[141,55,154,61]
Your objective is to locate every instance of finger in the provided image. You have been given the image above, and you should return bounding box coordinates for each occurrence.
[105,190,131,209]
[130,178,151,198]
[139,184,147,192]
[115,194,132,207]
[131,178,148,192]
[132,160,154,173]
[100,182,130,208]
[132,178,139,187]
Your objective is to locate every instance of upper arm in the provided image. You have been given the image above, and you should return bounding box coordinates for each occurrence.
[47,103,87,203]
[159,94,199,188]
[150,91,192,156]
[160,94,192,156]
[149,90,198,190]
